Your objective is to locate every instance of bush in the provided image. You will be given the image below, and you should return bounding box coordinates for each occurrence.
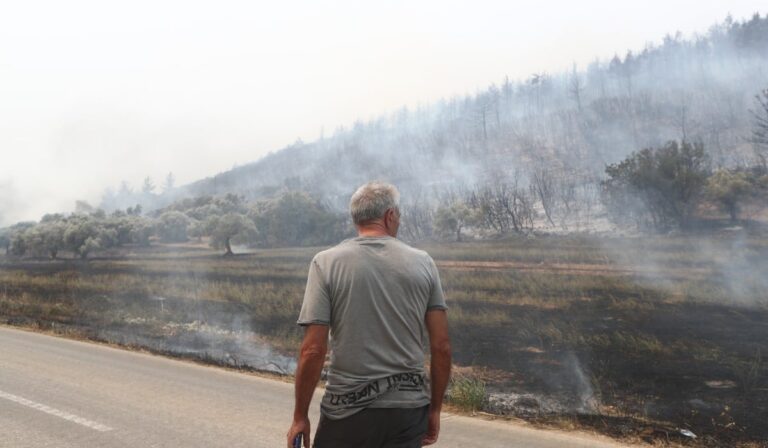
[157,211,191,242]
[602,140,710,231]
[448,375,487,412]
[705,169,755,222]
[250,191,347,247]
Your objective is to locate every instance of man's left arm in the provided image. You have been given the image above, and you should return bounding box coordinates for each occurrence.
[286,324,329,448]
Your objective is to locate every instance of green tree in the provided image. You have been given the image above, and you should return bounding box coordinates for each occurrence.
[602,141,710,231]
[705,169,754,222]
[37,221,67,259]
[128,217,155,246]
[63,216,103,259]
[157,211,191,242]
[187,219,206,242]
[9,231,28,256]
[104,216,133,246]
[164,194,246,220]
[434,202,478,242]
[7,222,36,256]
[40,213,65,223]
[209,213,257,255]
[251,192,346,247]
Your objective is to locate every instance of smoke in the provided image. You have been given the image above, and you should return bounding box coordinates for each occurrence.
[167,15,768,230]
[541,351,599,413]
[0,179,29,227]
[697,232,768,306]
[159,316,297,374]
[563,351,599,413]
[76,253,300,377]
[0,180,16,226]
[97,301,296,375]
[178,266,298,375]
[3,14,767,230]
[604,230,768,307]
[486,351,599,416]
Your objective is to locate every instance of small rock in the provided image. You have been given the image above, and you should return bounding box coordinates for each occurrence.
[704,380,736,389]
[679,429,697,439]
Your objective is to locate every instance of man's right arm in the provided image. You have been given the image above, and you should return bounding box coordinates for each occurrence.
[287,324,328,448]
[423,309,451,446]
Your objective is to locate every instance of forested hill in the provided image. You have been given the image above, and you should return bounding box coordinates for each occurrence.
[111,14,768,212]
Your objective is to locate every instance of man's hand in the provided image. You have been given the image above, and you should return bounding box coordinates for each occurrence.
[288,325,328,448]
[286,416,310,448]
[422,408,441,445]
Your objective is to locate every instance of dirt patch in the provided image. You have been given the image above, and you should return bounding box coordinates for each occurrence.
[437,260,712,279]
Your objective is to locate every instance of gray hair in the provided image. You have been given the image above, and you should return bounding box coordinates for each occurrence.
[349,182,400,225]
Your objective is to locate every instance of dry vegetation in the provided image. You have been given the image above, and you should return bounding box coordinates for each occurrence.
[1,233,767,447]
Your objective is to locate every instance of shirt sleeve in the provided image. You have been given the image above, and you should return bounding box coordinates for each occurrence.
[427,256,448,310]
[297,256,332,326]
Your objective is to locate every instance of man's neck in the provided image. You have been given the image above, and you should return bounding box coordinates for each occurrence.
[357,229,390,237]
[356,222,392,238]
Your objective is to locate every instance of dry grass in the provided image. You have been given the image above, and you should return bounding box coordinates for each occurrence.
[1,233,767,446]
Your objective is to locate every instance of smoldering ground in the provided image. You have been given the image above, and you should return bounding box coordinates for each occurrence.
[3,231,768,445]
[0,246,302,376]
[97,313,296,375]
[603,230,768,308]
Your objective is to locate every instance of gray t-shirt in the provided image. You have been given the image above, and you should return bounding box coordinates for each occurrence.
[297,235,447,420]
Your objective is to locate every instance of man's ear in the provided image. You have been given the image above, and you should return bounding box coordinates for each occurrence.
[384,209,395,225]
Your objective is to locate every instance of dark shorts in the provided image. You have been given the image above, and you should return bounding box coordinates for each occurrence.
[313,405,429,448]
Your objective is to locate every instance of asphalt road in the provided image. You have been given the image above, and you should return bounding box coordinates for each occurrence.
[0,325,629,448]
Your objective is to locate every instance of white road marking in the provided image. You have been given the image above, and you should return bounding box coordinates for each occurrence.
[0,389,113,432]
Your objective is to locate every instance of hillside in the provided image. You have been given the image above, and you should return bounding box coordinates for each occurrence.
[165,15,767,201]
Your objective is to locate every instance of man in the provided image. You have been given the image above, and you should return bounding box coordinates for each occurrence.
[286,182,452,448]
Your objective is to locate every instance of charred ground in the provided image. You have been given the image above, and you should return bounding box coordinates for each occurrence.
[1,233,766,447]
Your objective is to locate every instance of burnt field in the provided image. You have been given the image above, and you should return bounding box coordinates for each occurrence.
[1,234,767,447]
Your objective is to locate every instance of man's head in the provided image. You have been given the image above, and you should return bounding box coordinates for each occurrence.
[349,182,401,237]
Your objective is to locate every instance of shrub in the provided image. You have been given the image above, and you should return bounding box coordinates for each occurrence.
[448,375,487,412]
[602,140,709,231]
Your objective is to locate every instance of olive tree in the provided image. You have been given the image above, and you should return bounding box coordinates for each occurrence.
[129,217,155,246]
[35,221,67,259]
[434,201,478,242]
[208,213,257,255]
[251,192,346,247]
[7,222,36,256]
[63,216,103,259]
[157,211,191,242]
[102,215,154,246]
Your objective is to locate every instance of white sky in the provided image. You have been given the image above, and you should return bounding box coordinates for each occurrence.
[0,0,765,224]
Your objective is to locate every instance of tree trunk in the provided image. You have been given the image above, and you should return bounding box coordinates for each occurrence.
[224,237,233,256]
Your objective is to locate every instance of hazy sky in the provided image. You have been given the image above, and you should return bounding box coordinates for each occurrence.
[0,1,765,225]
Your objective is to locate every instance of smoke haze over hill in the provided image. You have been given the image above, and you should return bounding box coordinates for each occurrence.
[164,13,768,225]
[1,2,767,226]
